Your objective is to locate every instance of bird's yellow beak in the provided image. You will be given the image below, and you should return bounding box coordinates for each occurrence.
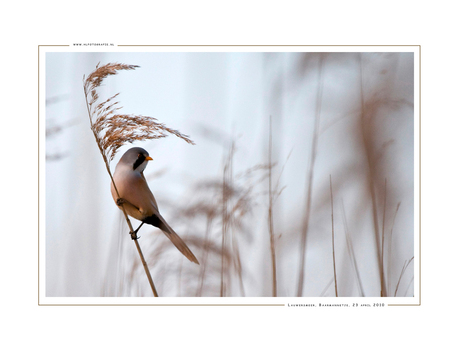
[146,156,153,161]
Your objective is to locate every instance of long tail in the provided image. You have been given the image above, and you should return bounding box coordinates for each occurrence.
[160,225,200,264]
[145,213,199,264]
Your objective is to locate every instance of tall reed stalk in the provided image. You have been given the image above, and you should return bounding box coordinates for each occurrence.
[394,257,414,297]
[220,142,234,297]
[330,175,338,297]
[297,54,324,296]
[268,117,277,297]
[83,62,194,297]
[340,200,364,296]
[358,54,388,297]
[387,202,401,294]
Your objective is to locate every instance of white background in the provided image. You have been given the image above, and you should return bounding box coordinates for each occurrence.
[1,1,456,344]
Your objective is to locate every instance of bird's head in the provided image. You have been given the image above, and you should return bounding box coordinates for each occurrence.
[119,147,153,172]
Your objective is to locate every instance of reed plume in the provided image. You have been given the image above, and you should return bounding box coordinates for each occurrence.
[83,62,194,166]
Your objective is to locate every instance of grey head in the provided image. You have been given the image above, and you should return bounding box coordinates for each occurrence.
[118,147,153,171]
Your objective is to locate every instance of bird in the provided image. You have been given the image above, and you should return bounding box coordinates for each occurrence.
[110,147,199,264]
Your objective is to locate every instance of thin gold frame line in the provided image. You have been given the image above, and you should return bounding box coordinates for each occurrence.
[388,45,421,307]
[117,44,420,47]
[39,304,285,307]
[38,44,70,305]
[38,45,421,306]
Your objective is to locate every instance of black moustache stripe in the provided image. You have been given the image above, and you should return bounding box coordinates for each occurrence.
[133,155,146,170]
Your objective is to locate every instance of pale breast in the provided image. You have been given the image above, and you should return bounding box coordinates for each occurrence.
[111,168,159,220]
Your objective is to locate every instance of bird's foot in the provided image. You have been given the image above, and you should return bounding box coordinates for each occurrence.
[130,222,144,240]
[130,229,140,240]
[116,198,125,206]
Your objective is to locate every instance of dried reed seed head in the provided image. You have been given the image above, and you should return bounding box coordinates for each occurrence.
[85,63,139,89]
[84,62,195,162]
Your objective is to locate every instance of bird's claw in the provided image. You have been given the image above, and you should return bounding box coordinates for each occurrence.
[130,222,144,240]
[130,229,141,240]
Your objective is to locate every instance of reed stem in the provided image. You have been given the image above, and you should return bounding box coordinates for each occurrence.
[83,69,158,297]
[330,175,338,297]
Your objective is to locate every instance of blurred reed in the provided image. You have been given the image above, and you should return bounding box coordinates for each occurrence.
[100,53,414,297]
